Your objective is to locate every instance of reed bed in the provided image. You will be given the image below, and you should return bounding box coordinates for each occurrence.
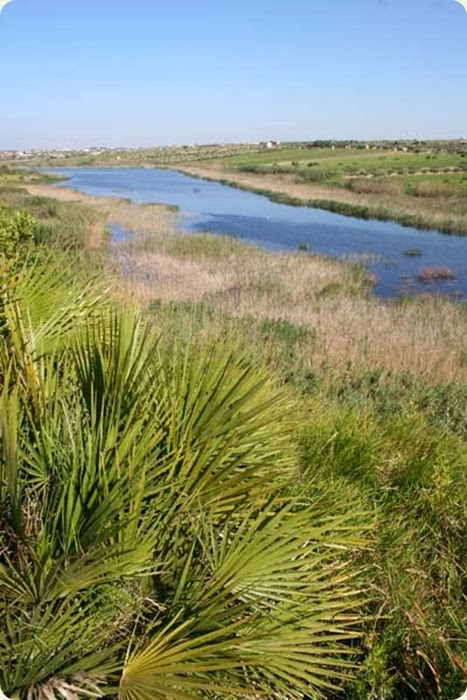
[111,226,467,384]
[17,183,467,385]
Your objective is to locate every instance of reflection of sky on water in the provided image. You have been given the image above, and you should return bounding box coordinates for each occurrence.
[51,167,467,299]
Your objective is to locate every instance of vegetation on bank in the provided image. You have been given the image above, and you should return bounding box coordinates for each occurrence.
[8,139,467,234]
[175,171,467,236]
[174,142,467,235]
[0,172,466,699]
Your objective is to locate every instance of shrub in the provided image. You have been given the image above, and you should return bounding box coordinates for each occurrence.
[0,206,35,259]
[0,259,370,700]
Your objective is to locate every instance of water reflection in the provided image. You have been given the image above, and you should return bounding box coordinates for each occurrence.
[51,167,467,299]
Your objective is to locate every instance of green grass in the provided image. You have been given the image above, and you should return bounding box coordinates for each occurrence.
[130,229,251,259]
[299,400,467,699]
[2,171,467,699]
[230,151,467,192]
[214,147,466,172]
[0,164,61,185]
[0,181,107,249]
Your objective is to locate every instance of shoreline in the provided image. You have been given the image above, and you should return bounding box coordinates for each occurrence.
[172,164,467,237]
[23,181,180,242]
[32,163,467,236]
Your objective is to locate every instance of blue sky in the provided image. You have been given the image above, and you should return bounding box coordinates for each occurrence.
[0,0,466,149]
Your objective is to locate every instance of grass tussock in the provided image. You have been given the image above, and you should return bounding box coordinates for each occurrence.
[416,266,456,282]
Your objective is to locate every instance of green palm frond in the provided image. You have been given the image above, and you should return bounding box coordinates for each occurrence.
[150,338,297,513]
[0,262,371,699]
[1,255,104,360]
[121,500,369,700]
[0,597,122,698]
[0,376,159,605]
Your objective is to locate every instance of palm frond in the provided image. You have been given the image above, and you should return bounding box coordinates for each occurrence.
[0,597,122,698]
[121,498,369,700]
[0,269,371,699]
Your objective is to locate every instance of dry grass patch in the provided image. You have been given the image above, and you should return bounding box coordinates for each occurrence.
[24,183,178,247]
[110,229,467,384]
[112,230,364,308]
[302,295,467,382]
[114,250,234,303]
[27,182,467,385]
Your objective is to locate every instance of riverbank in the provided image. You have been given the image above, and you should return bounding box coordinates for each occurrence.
[16,180,467,384]
[174,162,467,235]
[24,182,178,245]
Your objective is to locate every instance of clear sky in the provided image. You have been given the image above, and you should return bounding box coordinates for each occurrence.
[0,0,466,149]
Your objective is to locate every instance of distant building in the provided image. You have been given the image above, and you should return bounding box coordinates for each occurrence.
[262,140,280,150]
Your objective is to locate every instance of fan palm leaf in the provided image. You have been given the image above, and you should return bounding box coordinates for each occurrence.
[121,497,369,700]
[0,268,370,699]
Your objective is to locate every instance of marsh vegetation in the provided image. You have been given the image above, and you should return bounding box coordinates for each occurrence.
[0,169,466,700]
[42,166,467,299]
[17,139,467,234]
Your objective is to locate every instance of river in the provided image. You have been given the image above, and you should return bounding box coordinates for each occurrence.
[51,167,467,299]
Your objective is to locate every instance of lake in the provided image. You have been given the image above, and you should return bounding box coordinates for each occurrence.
[51,167,467,299]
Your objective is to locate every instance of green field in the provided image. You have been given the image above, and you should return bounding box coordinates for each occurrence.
[215,146,466,170]
[213,145,467,186]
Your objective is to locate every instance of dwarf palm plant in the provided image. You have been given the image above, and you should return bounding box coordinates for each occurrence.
[0,258,369,700]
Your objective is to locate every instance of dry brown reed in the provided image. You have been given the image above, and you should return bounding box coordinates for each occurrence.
[416,266,456,282]
[28,183,467,385]
[112,234,467,384]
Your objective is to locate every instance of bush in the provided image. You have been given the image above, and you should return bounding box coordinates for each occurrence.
[0,259,370,700]
[0,206,35,259]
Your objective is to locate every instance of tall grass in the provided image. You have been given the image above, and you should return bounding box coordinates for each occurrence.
[111,227,467,384]
[1,177,466,699]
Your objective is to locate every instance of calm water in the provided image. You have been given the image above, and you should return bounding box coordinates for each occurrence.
[51,167,467,298]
